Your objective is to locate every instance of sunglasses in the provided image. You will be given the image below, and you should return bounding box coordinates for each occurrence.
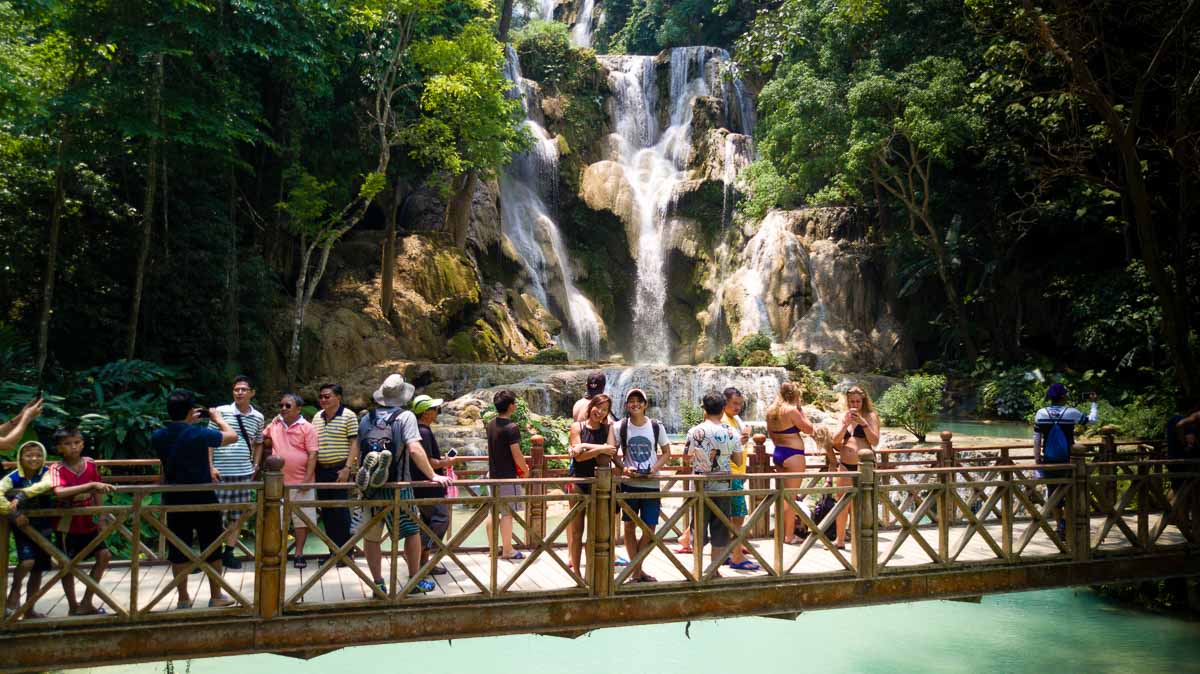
[279,403,295,409]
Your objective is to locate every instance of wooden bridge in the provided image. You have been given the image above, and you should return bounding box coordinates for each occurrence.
[1,429,1196,672]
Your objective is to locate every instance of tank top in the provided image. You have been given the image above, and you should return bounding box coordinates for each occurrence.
[572,421,611,478]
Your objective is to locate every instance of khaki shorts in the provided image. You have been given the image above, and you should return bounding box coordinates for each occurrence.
[289,488,319,529]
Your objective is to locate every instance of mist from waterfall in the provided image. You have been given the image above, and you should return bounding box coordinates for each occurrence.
[501,47,603,359]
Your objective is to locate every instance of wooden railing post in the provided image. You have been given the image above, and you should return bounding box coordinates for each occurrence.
[855,449,877,579]
[1136,461,1150,549]
[1069,444,1091,561]
[938,431,954,561]
[257,456,286,619]
[1100,425,1118,509]
[526,435,546,547]
[590,454,614,597]
[750,433,770,538]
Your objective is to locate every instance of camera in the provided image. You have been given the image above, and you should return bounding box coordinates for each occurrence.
[446,448,458,458]
[195,408,211,419]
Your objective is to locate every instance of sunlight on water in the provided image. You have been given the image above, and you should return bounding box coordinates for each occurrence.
[77,589,1199,674]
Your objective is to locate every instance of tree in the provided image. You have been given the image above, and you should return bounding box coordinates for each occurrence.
[877,373,946,442]
[968,0,1200,401]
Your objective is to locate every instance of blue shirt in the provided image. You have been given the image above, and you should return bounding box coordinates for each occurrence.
[153,422,225,505]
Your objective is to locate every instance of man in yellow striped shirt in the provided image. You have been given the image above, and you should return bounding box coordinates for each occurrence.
[312,383,358,564]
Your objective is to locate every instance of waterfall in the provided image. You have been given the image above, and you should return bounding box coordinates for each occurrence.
[569,0,597,47]
[501,47,604,359]
[601,47,724,365]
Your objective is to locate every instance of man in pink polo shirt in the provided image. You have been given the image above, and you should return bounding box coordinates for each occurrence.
[263,392,318,568]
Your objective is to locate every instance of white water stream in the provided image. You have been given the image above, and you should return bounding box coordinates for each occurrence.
[501,48,603,359]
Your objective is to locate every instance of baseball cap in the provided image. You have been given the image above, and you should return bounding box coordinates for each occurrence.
[625,388,648,404]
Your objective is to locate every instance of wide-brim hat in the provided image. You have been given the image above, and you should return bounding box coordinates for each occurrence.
[411,394,444,415]
[373,374,415,408]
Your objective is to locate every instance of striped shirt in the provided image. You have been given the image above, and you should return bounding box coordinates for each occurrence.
[312,405,358,466]
[209,403,265,477]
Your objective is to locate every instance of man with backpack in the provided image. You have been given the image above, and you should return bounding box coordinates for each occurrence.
[615,389,671,582]
[1033,383,1098,540]
[355,374,452,596]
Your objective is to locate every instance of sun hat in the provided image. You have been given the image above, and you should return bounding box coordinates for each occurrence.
[373,374,416,408]
[411,394,444,415]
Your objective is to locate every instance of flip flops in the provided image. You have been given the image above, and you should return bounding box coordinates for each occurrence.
[413,579,436,594]
[727,560,760,571]
[673,546,693,554]
[502,551,526,561]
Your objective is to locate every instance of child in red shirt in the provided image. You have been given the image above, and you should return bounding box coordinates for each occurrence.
[50,427,115,615]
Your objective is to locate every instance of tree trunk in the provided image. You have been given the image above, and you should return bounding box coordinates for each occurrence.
[126,53,164,360]
[498,0,515,42]
[287,240,313,389]
[444,171,478,249]
[931,250,979,363]
[380,179,408,318]
[36,130,70,381]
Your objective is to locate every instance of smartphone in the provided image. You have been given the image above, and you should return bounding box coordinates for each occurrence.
[195,409,211,419]
[446,448,458,458]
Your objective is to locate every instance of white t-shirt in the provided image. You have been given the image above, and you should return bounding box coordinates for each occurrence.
[619,418,670,488]
[686,419,740,491]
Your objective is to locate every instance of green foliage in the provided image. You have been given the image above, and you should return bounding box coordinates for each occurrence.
[528,348,569,364]
[680,400,704,429]
[780,362,837,409]
[975,361,1041,420]
[717,332,775,366]
[877,374,946,442]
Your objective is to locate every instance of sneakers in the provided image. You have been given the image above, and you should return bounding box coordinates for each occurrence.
[356,454,377,492]
[413,578,436,594]
[358,450,393,490]
[372,580,387,598]
[222,546,242,570]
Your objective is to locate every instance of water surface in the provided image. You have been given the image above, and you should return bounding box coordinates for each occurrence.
[77,588,1199,674]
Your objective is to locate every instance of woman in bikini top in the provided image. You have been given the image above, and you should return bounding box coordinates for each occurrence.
[765,382,814,544]
[829,385,880,548]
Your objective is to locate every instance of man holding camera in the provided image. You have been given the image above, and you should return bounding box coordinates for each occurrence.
[153,389,239,608]
[207,375,265,569]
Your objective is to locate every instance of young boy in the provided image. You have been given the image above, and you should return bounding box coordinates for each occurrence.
[1,440,56,619]
[616,388,670,582]
[685,392,742,578]
[50,427,115,615]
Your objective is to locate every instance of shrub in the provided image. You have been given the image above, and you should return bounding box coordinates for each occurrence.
[738,332,772,355]
[718,344,741,366]
[529,348,569,364]
[877,374,947,442]
[741,349,775,367]
[788,364,838,409]
[680,401,704,429]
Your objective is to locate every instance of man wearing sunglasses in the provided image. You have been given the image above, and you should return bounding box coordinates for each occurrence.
[264,393,319,568]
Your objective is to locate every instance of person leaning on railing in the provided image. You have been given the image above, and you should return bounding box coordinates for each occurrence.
[151,389,238,609]
[1032,384,1098,540]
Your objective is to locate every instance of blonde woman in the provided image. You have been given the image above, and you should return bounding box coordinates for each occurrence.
[830,385,879,549]
[765,382,814,544]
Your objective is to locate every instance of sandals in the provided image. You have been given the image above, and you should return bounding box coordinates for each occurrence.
[673,546,694,554]
[727,560,761,571]
[413,579,436,594]
[68,605,107,616]
[502,551,525,561]
[638,573,657,583]
[430,564,448,575]
[176,599,193,610]
[293,556,308,569]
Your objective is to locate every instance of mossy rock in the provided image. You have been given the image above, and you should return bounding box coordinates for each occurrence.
[446,320,508,363]
[528,348,569,364]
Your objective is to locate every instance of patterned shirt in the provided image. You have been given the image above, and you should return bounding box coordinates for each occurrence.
[312,405,358,466]
[685,420,741,491]
[209,403,265,477]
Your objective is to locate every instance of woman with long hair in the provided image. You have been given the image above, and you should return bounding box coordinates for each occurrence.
[765,381,814,544]
[567,394,618,573]
[830,385,880,549]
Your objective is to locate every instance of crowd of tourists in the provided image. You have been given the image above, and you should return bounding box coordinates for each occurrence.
[0,369,1195,616]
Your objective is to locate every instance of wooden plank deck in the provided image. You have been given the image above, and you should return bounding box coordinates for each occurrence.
[5,513,1184,621]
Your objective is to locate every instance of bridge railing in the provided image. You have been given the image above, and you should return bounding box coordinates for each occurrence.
[2,440,1196,631]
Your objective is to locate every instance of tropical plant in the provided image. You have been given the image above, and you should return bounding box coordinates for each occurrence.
[877,374,946,442]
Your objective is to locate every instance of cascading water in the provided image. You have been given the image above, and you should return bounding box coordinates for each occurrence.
[569,0,597,47]
[600,47,714,364]
[501,47,604,359]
